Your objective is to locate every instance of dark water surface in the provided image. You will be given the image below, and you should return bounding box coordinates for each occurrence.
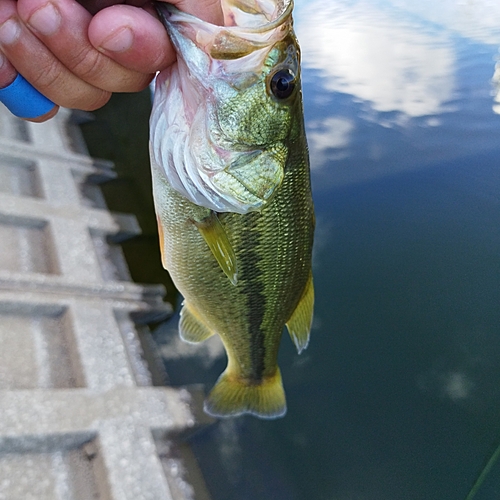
[84,1,500,498]
[161,1,500,499]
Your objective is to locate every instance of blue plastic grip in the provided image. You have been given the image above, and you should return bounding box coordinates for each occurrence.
[0,74,55,119]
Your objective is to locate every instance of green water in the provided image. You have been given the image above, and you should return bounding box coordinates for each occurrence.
[82,1,500,498]
[157,1,500,498]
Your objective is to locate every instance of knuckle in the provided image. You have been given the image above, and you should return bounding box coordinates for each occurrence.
[65,46,104,82]
[61,45,150,94]
[29,57,63,89]
[28,58,111,111]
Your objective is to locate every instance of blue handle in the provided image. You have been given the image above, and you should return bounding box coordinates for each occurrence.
[0,74,55,119]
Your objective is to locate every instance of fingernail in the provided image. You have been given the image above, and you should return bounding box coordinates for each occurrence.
[0,51,17,88]
[0,19,21,46]
[99,27,133,53]
[28,2,61,36]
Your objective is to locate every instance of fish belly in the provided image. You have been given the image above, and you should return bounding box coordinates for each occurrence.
[150,143,314,418]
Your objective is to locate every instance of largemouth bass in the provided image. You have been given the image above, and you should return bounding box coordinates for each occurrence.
[150,0,314,419]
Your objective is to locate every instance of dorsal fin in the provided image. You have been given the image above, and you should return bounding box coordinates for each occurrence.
[194,211,238,285]
[286,272,314,354]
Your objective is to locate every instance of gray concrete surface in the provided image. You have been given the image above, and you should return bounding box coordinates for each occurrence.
[0,105,212,500]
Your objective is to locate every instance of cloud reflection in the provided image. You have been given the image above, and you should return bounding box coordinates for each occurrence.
[296,0,455,117]
[493,62,500,114]
[157,321,225,368]
[416,325,500,407]
[307,116,354,168]
[388,0,500,45]
[417,366,475,402]
[442,371,474,400]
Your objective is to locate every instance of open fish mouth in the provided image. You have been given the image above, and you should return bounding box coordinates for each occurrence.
[220,0,293,31]
[150,0,300,214]
[154,0,294,75]
[156,0,294,40]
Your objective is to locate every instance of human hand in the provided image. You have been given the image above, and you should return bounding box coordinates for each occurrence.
[0,0,223,122]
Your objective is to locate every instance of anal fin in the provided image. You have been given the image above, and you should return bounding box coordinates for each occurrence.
[286,272,314,354]
[179,303,214,344]
[194,211,238,285]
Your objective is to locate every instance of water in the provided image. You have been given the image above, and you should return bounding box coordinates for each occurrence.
[155,1,500,499]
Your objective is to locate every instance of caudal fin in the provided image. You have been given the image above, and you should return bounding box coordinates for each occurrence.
[204,369,287,419]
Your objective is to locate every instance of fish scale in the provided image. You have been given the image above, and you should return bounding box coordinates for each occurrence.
[150,0,314,418]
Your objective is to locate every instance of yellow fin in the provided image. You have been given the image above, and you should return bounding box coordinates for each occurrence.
[204,369,286,419]
[286,272,314,354]
[179,303,214,344]
[194,212,238,285]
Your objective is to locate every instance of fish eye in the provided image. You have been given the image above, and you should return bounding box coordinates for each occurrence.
[269,69,296,100]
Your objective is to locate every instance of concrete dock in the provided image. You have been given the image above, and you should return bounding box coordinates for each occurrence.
[0,104,212,499]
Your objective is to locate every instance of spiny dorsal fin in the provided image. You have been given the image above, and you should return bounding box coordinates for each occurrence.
[286,272,314,354]
[179,303,214,343]
[194,211,238,285]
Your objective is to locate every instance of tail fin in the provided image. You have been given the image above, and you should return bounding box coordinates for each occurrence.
[204,369,287,419]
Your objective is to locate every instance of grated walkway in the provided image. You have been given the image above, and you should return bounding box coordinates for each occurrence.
[0,105,212,500]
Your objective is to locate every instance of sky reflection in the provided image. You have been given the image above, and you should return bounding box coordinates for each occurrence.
[157,2,500,499]
[294,0,500,189]
[387,0,500,45]
[296,0,456,117]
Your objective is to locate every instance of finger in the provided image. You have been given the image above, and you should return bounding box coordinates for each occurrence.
[0,49,17,87]
[17,0,153,92]
[28,106,59,122]
[0,0,110,110]
[89,5,175,74]
[88,0,225,74]
[76,0,222,19]
[0,70,60,121]
[77,0,149,16]
[0,26,59,121]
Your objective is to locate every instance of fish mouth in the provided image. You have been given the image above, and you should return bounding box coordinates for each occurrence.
[155,0,293,31]
[223,0,293,32]
[155,0,293,59]
[151,0,295,214]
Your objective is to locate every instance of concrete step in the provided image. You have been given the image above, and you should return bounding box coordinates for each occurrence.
[0,104,213,500]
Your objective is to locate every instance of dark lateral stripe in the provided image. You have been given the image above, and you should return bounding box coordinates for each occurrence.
[239,212,266,382]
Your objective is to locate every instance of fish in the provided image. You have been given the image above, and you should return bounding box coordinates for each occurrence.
[150,0,314,419]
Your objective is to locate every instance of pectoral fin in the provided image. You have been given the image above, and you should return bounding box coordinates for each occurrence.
[156,216,167,269]
[286,272,314,354]
[179,303,214,344]
[194,211,238,285]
